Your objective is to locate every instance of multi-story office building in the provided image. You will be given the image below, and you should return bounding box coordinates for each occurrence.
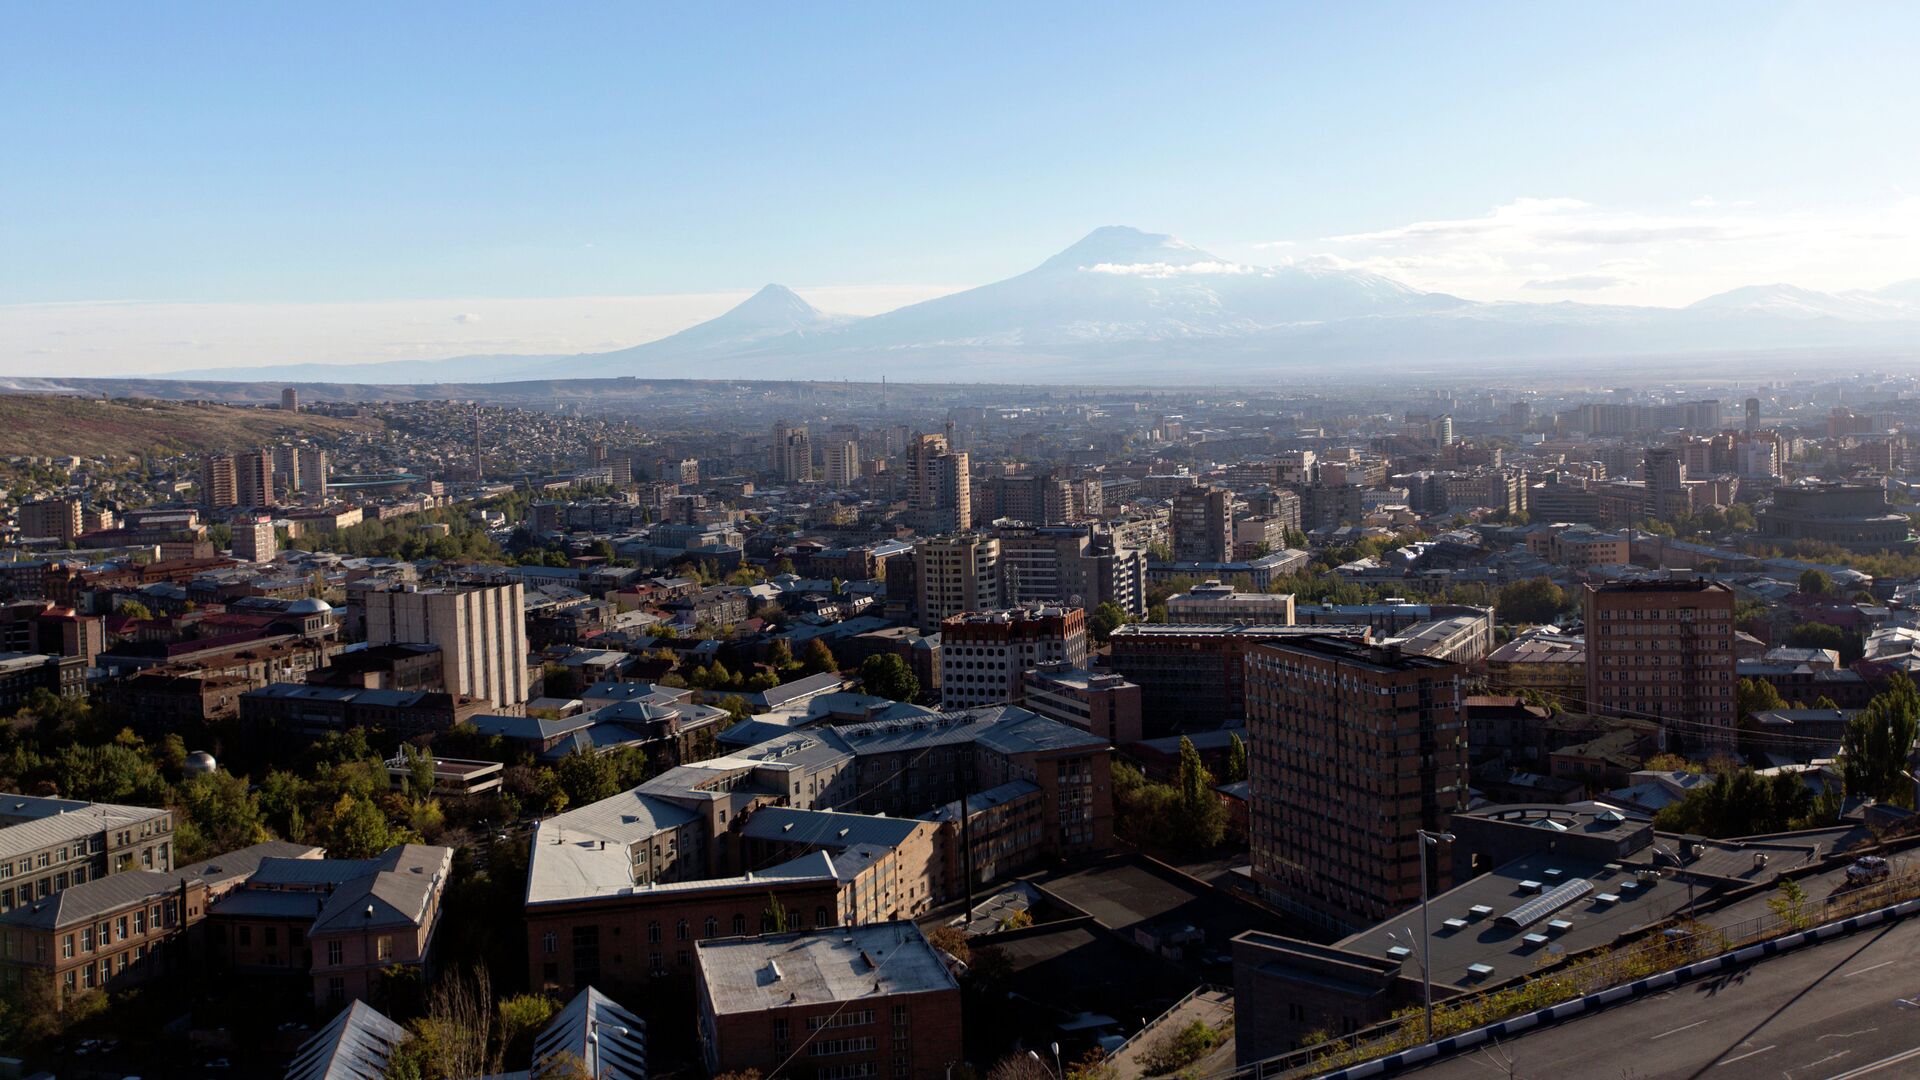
[233,513,277,563]
[694,923,962,1080]
[913,534,1001,633]
[234,449,274,508]
[1584,579,1738,753]
[17,499,83,544]
[821,439,860,487]
[1105,624,1364,732]
[905,433,971,533]
[997,525,1147,616]
[0,795,175,915]
[364,583,529,710]
[297,447,330,495]
[200,454,239,509]
[1246,636,1470,933]
[1165,580,1295,624]
[1019,662,1143,745]
[939,606,1087,708]
[1171,486,1232,563]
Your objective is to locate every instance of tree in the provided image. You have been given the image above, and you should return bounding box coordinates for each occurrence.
[326,793,405,858]
[402,744,437,800]
[554,750,623,806]
[860,653,920,702]
[173,769,272,863]
[1799,568,1831,595]
[1654,766,1814,837]
[764,892,792,933]
[1494,577,1567,625]
[1224,733,1248,783]
[1087,601,1129,644]
[925,923,971,965]
[115,599,154,620]
[768,639,797,672]
[1737,676,1787,718]
[1175,736,1227,849]
[801,638,838,675]
[51,741,168,804]
[1842,674,1920,807]
[1785,622,1865,665]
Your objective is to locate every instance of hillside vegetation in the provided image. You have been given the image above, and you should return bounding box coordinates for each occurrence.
[0,394,382,457]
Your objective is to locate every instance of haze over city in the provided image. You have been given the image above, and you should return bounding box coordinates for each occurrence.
[4,2,1919,376]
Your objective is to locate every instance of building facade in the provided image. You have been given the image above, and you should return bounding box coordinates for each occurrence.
[1584,579,1738,753]
[939,606,1088,709]
[364,583,529,710]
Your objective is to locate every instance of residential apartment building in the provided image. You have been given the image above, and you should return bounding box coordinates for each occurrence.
[1171,485,1233,563]
[997,525,1147,616]
[771,422,813,484]
[200,454,239,509]
[234,448,275,508]
[904,433,971,533]
[364,583,529,710]
[694,922,962,1080]
[1246,637,1470,933]
[297,447,330,495]
[233,513,277,563]
[939,606,1087,708]
[18,498,83,544]
[1584,579,1738,753]
[1105,623,1367,733]
[821,440,860,487]
[0,796,175,915]
[913,534,1002,633]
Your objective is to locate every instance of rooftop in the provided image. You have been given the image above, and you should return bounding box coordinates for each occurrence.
[695,921,956,1016]
[0,793,170,860]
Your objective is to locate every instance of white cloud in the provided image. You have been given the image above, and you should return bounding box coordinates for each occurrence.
[1279,196,1920,306]
[1523,274,1631,291]
[453,312,480,324]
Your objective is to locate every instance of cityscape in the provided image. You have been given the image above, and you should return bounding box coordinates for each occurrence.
[4,5,1920,1080]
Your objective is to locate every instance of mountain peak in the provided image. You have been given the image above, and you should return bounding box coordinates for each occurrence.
[723,283,820,325]
[1040,225,1212,271]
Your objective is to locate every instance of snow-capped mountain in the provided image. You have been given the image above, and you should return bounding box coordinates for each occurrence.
[158,227,1920,385]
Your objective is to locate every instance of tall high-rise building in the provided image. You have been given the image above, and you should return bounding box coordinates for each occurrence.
[1171,485,1232,563]
[233,513,277,563]
[770,422,812,484]
[1246,635,1469,933]
[1745,397,1761,432]
[472,405,485,481]
[1584,580,1736,753]
[18,498,83,544]
[365,583,529,710]
[234,449,274,508]
[272,445,302,493]
[821,440,859,487]
[280,387,299,412]
[297,448,329,495]
[200,455,239,509]
[913,534,1001,633]
[1643,447,1688,519]
[997,525,1147,615]
[904,434,971,532]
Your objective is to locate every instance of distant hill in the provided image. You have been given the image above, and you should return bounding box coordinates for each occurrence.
[0,395,383,458]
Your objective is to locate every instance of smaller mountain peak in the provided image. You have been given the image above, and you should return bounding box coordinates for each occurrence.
[719,283,821,326]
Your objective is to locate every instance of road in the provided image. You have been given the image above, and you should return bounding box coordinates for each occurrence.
[1405,913,1920,1080]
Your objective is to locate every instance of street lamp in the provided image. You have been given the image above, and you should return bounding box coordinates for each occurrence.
[586,1017,629,1080]
[1653,845,1695,915]
[1415,830,1455,1042]
[1028,1045,1063,1079]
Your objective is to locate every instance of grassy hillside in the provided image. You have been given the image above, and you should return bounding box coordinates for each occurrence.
[0,394,383,458]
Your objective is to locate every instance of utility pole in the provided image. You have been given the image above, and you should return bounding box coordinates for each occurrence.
[960,789,976,923]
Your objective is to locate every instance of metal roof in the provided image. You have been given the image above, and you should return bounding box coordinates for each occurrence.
[285,1000,408,1080]
[534,986,646,1080]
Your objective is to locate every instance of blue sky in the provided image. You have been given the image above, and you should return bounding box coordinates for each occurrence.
[3,2,1916,372]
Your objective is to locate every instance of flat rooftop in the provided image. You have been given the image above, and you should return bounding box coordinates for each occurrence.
[695,921,956,1015]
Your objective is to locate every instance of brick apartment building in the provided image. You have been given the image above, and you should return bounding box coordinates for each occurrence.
[1106,623,1370,734]
[1246,636,1470,934]
[0,795,176,914]
[1584,579,1737,753]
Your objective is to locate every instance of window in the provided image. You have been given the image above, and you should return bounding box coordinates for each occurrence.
[328,940,343,965]
[732,913,747,936]
[676,919,689,941]
[265,927,278,947]
[81,927,93,952]
[238,926,251,947]
[704,916,718,939]
[115,917,127,941]
[328,977,345,1006]
[134,910,145,934]
[647,921,661,944]
[376,935,393,961]
[543,932,557,955]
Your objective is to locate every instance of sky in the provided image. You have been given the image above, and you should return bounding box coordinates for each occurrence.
[2,2,1917,375]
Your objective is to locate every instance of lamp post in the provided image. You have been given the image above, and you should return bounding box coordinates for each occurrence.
[1416,829,1455,1042]
[1654,845,1695,915]
[587,1017,628,1080]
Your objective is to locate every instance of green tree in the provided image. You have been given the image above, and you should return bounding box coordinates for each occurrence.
[1494,577,1567,625]
[1737,676,1788,718]
[554,750,622,806]
[801,638,838,675]
[1087,601,1129,644]
[1799,568,1831,595]
[51,741,168,804]
[1224,733,1248,783]
[172,769,272,863]
[326,793,406,858]
[768,639,797,673]
[1175,736,1227,848]
[764,893,791,933]
[1785,622,1865,665]
[1842,674,1920,807]
[860,653,920,702]
[115,599,154,620]
[1654,766,1814,837]
[402,744,437,800]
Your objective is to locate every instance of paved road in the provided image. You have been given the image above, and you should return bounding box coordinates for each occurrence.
[1406,914,1920,1080]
